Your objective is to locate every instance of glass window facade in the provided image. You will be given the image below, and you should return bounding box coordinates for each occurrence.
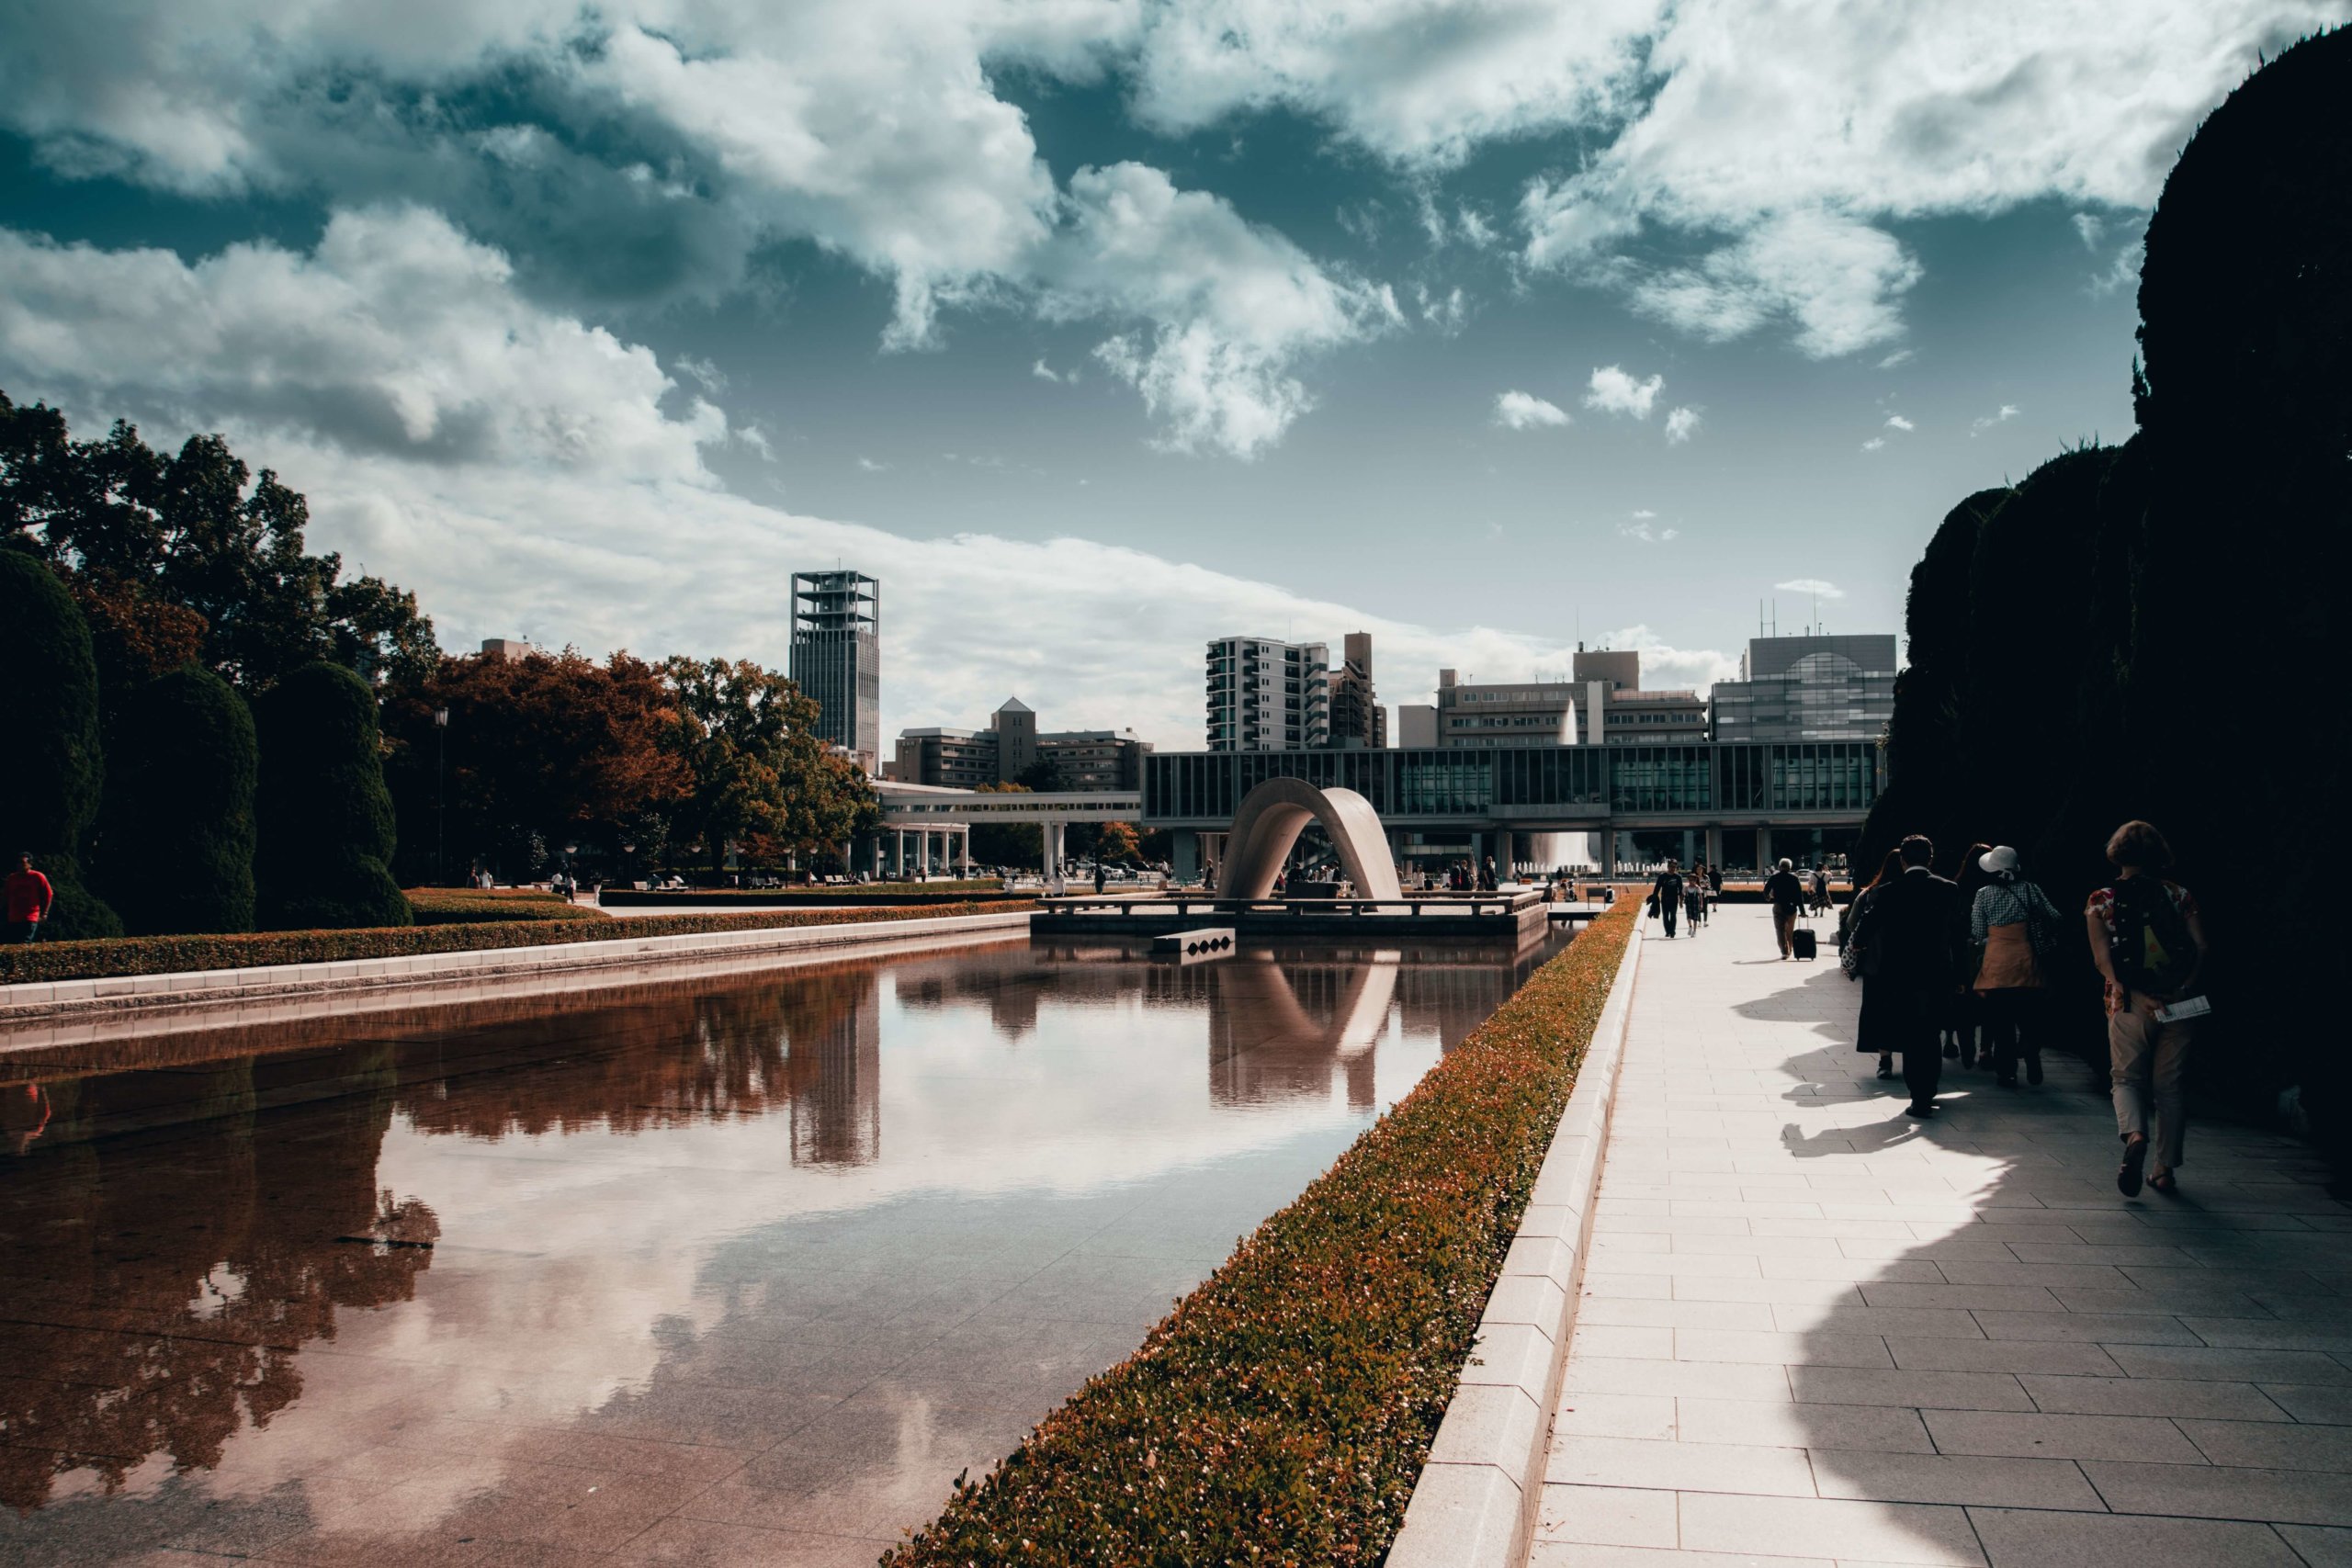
[1142,742,1881,823]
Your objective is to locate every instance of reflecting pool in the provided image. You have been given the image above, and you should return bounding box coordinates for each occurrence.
[0,932,1568,1565]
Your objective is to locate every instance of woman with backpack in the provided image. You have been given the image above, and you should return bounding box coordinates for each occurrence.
[2086,820,2209,1197]
[1970,846,2064,1089]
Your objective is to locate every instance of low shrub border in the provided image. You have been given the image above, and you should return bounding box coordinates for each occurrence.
[406,889,610,926]
[883,895,1639,1566]
[0,900,1037,987]
[599,880,1004,906]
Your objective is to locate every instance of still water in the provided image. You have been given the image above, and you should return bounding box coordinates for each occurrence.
[0,932,1567,1566]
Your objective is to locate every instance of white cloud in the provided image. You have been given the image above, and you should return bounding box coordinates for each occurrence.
[1492,389,1570,430]
[1455,207,1498,249]
[1618,518,1679,544]
[856,457,889,472]
[0,208,731,481]
[0,211,1580,747]
[1663,406,1701,444]
[1860,436,1886,452]
[1599,209,1921,358]
[1415,283,1469,333]
[1970,403,2020,435]
[1032,357,1073,383]
[674,355,727,397]
[1046,163,1400,458]
[1631,508,1657,518]
[1775,578,1846,600]
[1884,414,1915,431]
[1593,624,1736,694]
[1877,349,1915,370]
[2072,212,2107,250]
[1583,365,1663,419]
[2089,240,2143,298]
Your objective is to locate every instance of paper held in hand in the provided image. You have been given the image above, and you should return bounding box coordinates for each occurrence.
[2154,995,2213,1024]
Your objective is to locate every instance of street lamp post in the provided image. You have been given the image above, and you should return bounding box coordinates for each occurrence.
[433,706,450,886]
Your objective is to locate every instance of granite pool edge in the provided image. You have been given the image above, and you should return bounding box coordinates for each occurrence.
[0,909,1036,1026]
[1385,918,1645,1568]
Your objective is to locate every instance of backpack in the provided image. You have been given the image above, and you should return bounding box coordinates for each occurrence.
[2106,879,2195,993]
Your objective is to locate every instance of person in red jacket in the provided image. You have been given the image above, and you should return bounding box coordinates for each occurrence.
[6,852,55,942]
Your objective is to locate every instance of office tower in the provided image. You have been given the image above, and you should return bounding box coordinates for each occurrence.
[1204,637,1329,750]
[1709,633,1898,742]
[1326,631,1385,749]
[789,570,880,772]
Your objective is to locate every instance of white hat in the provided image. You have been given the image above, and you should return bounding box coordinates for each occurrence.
[1980,845,2019,875]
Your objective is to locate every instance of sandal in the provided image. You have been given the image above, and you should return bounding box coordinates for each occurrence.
[2118,1137,2148,1198]
[2149,1170,2178,1196]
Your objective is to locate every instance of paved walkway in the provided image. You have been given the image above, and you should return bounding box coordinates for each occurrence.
[1531,904,2352,1567]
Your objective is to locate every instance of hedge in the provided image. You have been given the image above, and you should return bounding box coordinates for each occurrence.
[405,889,609,926]
[883,894,1639,1566]
[254,660,408,931]
[103,664,259,936]
[0,900,1037,986]
[0,547,119,939]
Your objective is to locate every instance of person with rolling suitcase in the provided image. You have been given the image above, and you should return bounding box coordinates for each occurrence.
[1765,858,1805,958]
[1792,904,1819,960]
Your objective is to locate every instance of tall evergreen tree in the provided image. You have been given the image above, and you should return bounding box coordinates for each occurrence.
[0,545,120,938]
[254,661,409,930]
[102,665,258,935]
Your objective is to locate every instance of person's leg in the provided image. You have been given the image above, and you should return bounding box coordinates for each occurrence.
[1773,906,1793,956]
[1662,899,1678,936]
[2150,1017,2196,1177]
[2110,1006,2154,1190]
[1984,993,2018,1085]
[1902,995,1942,1112]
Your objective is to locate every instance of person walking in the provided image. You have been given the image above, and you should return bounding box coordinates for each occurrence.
[2087,820,2208,1197]
[1970,845,2064,1088]
[5,852,54,943]
[1651,860,1684,939]
[1765,857,1805,958]
[1844,836,1967,1118]
[1093,861,1108,895]
[1946,842,1997,1067]
[1809,863,1832,916]
[1682,866,1707,935]
[1843,849,1907,1079]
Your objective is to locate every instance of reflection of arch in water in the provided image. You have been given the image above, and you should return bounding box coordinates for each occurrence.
[1222,778,1402,901]
[1209,955,1400,1109]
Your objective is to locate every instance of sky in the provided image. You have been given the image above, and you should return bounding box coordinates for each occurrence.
[0,1,2339,748]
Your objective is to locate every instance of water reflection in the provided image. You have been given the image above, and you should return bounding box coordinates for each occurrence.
[0,934,1566,1561]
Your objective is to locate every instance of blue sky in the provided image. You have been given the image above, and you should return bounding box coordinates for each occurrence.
[0,1,2336,745]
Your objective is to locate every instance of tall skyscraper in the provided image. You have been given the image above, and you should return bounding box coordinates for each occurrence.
[1326,631,1385,749]
[789,570,880,772]
[1204,637,1329,750]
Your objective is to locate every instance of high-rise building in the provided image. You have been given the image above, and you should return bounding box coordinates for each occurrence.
[1204,637,1329,750]
[1326,631,1385,749]
[789,570,880,773]
[1709,634,1897,742]
[888,696,1150,790]
[1431,668,1581,748]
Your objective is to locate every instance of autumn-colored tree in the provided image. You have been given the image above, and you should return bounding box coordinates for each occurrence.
[660,657,880,871]
[1094,820,1144,866]
[382,648,691,883]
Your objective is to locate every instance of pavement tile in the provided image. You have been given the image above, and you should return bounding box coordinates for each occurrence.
[2018,1374,2288,1421]
[1533,1483,1680,1548]
[1676,1397,1934,1453]
[1920,1409,2204,1463]
[1966,1506,2304,1566]
[1792,1368,2033,1412]
[1808,1450,2104,1509]
[1546,1434,1818,1496]
[1677,1491,1985,1564]
[2082,1460,2352,1527]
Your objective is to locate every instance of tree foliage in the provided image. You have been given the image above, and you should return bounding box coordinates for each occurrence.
[968,782,1043,869]
[0,544,119,937]
[254,661,409,930]
[101,664,259,935]
[0,392,439,694]
[659,658,880,871]
[382,648,690,883]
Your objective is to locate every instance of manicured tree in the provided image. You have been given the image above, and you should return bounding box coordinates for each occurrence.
[102,664,258,935]
[1959,447,2112,853]
[2132,28,2352,1132]
[1856,487,2007,872]
[0,545,120,938]
[254,660,410,930]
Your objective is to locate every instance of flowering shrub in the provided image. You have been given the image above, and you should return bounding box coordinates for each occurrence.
[884,897,1638,1566]
[0,900,1037,987]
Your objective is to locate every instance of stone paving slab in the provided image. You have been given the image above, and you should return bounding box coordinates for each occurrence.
[1528,905,2351,1567]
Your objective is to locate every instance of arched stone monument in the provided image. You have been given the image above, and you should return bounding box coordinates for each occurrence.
[1220,777,1403,902]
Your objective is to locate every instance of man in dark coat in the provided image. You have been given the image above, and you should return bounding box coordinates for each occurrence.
[1851,835,1968,1118]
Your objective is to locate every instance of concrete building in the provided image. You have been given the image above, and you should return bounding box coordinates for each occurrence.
[1431,668,1582,749]
[1326,631,1386,750]
[889,697,1149,791]
[1709,633,1897,743]
[1572,646,1640,694]
[479,637,538,661]
[1601,687,1710,743]
[1396,704,1437,748]
[789,570,881,773]
[1205,637,1329,750]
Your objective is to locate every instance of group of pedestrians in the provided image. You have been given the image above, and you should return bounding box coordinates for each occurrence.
[1645,859,1721,938]
[1840,820,2208,1198]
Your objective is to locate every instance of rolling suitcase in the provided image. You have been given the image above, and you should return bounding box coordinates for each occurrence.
[1791,911,1818,961]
